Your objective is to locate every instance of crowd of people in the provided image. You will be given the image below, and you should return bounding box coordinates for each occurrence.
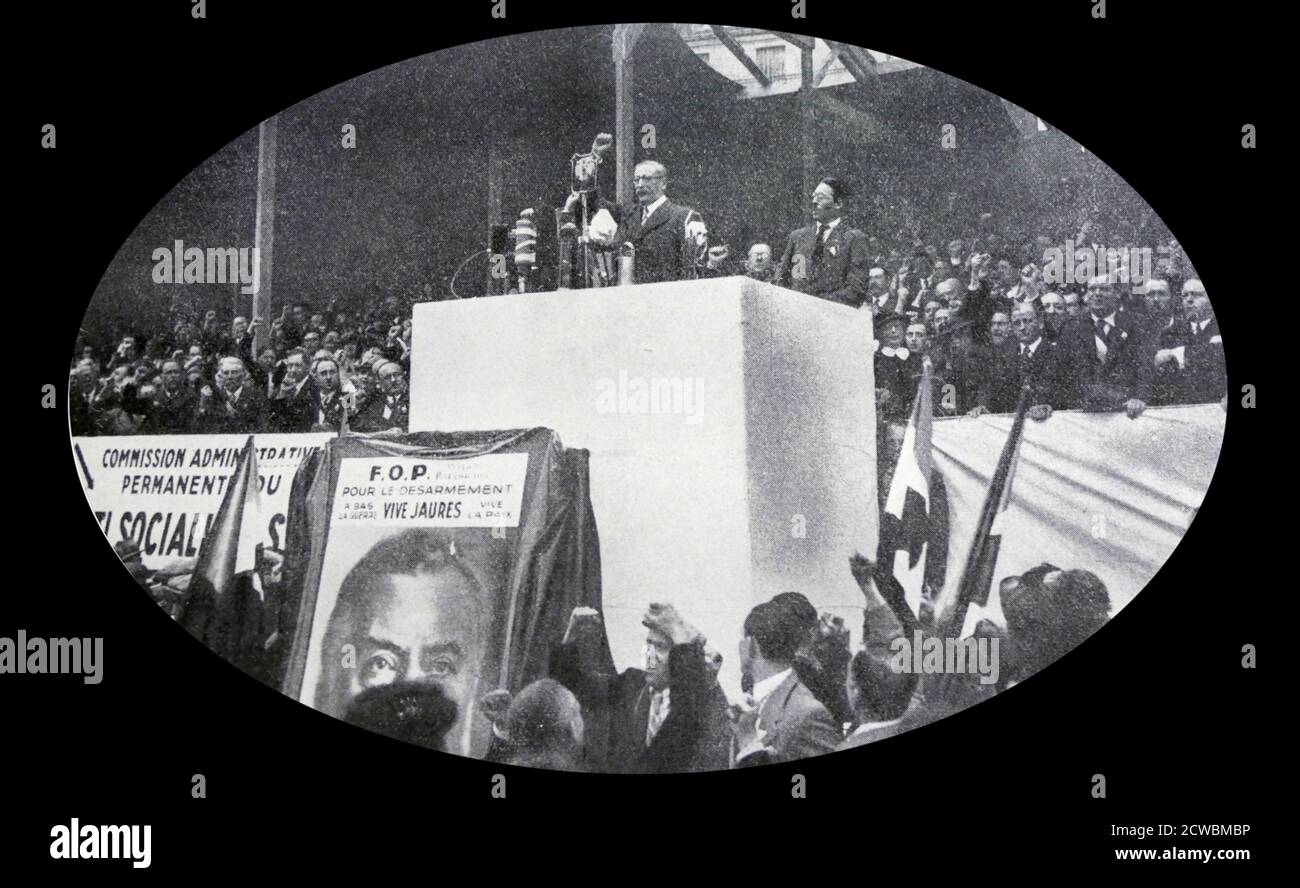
[336,553,1110,772]
[71,191,1223,444]
[70,296,414,437]
[88,152,1219,771]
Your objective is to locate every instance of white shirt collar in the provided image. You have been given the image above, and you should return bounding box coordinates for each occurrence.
[1021,337,1042,355]
[753,668,793,706]
[1092,312,1117,327]
[641,195,668,222]
[817,217,842,237]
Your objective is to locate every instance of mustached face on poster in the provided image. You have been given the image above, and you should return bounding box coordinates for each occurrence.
[290,432,603,761]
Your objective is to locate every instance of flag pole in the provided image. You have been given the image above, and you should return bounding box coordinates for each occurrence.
[941,384,1031,638]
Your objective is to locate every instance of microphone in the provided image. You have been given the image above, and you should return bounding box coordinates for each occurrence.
[512,209,537,293]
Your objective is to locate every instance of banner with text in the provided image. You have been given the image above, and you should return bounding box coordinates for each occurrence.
[72,434,333,568]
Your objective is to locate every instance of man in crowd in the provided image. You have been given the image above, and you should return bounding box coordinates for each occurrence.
[1152,279,1224,404]
[199,356,267,433]
[307,357,350,431]
[743,242,775,282]
[269,349,316,432]
[1039,291,1066,340]
[774,177,871,308]
[873,311,913,422]
[972,302,1061,419]
[769,592,853,728]
[128,359,198,434]
[501,679,587,771]
[1055,274,1151,416]
[839,645,918,749]
[731,599,842,765]
[354,361,409,432]
[550,602,731,774]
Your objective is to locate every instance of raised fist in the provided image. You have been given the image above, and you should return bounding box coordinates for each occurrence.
[643,602,702,647]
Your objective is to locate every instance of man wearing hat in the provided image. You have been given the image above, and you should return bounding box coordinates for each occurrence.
[1055,274,1153,416]
[873,310,913,421]
[773,177,871,308]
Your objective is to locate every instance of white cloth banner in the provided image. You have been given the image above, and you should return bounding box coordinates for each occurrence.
[931,405,1226,635]
[72,434,333,570]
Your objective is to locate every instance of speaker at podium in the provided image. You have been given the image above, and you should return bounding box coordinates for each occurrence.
[411,276,877,696]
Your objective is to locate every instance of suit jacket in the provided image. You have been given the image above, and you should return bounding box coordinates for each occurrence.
[551,641,731,774]
[353,392,410,433]
[270,378,319,433]
[1151,317,1225,405]
[201,384,268,434]
[876,352,944,421]
[774,220,870,308]
[1054,312,1154,409]
[980,337,1064,413]
[129,385,199,434]
[613,198,705,285]
[936,342,992,415]
[754,671,843,763]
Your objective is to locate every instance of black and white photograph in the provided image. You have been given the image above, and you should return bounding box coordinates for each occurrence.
[13,0,1270,870]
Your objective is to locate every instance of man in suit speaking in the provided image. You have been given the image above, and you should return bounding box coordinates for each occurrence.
[774,176,871,308]
[586,157,723,284]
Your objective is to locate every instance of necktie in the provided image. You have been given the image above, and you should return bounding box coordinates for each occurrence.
[645,690,667,745]
[812,223,826,264]
[1094,318,1111,341]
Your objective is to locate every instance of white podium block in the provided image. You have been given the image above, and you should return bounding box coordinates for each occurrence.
[411,277,876,695]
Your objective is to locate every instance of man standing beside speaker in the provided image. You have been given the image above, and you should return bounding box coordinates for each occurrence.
[774,177,871,309]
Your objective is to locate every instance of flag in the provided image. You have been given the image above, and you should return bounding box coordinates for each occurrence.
[875,358,948,634]
[179,436,262,660]
[941,386,1030,638]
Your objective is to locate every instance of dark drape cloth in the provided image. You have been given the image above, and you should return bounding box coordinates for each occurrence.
[276,428,608,743]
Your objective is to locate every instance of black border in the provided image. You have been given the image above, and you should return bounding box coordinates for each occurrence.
[17,0,1270,867]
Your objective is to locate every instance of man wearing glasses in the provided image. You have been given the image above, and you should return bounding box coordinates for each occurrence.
[773,177,871,308]
[587,159,719,284]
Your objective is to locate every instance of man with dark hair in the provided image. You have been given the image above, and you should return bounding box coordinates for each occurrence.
[270,349,315,432]
[732,600,843,764]
[502,678,586,771]
[769,592,853,727]
[774,176,871,308]
[308,357,349,431]
[551,602,730,774]
[314,529,492,758]
[838,646,918,749]
[1001,565,1111,687]
[972,302,1061,419]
